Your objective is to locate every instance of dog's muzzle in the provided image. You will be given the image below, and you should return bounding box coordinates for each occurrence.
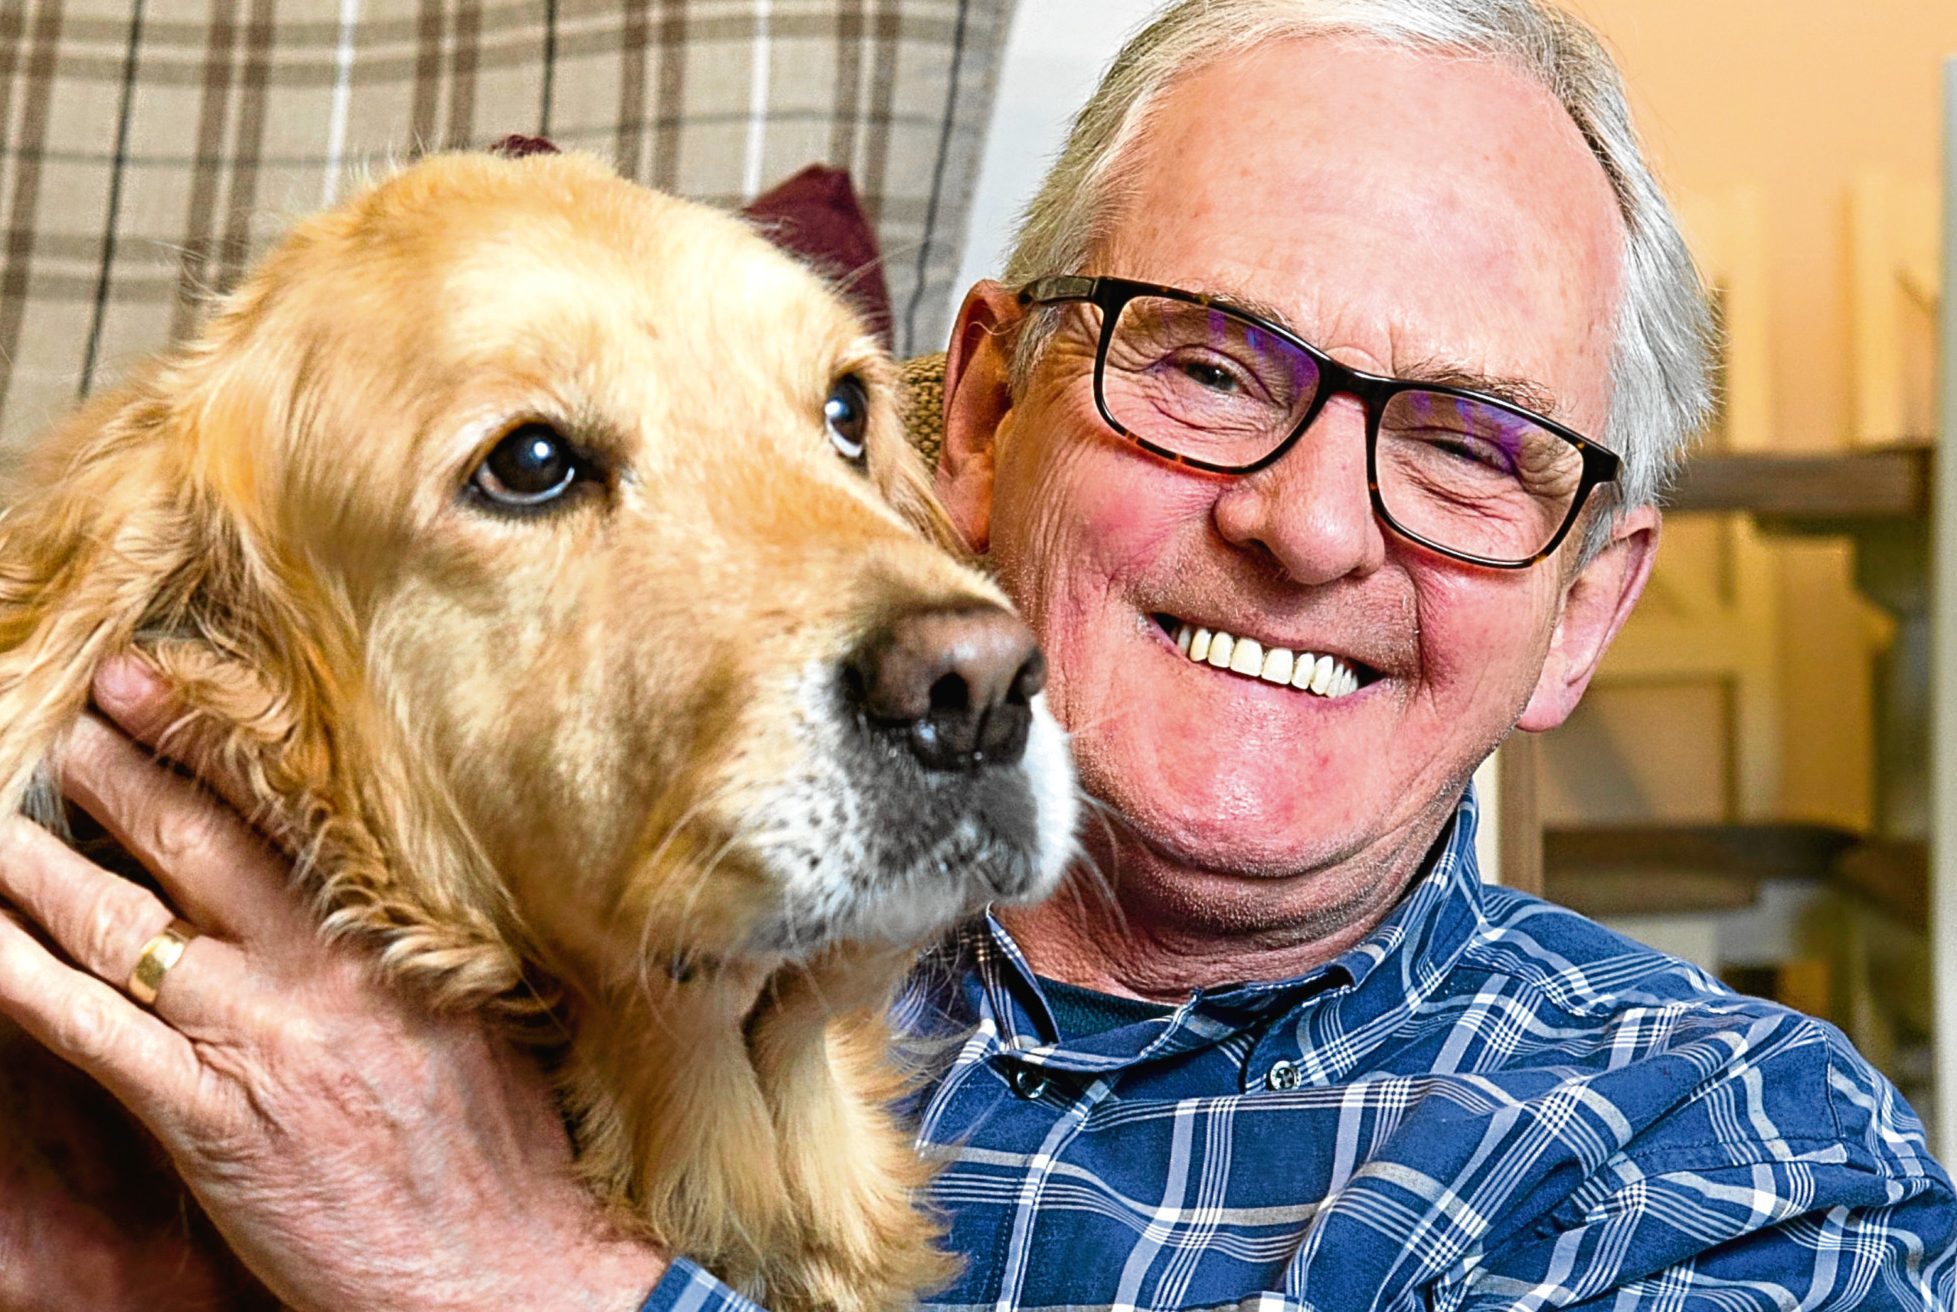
[738,599,1076,957]
[843,603,1044,772]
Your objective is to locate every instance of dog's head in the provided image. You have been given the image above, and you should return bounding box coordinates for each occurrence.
[0,151,1076,1006]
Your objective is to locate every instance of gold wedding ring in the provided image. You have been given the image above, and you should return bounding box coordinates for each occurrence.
[126,918,200,1008]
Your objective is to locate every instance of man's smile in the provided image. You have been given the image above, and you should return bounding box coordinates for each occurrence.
[1151,614,1368,698]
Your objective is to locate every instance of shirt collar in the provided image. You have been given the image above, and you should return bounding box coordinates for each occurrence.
[923,786,1491,1064]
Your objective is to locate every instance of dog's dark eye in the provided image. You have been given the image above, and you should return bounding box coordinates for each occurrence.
[825,375,869,466]
[472,423,585,508]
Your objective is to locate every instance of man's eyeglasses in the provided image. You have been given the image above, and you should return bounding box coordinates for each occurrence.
[1015,275,1620,569]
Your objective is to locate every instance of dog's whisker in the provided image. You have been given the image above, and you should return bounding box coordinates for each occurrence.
[626,789,729,982]
[1049,702,1136,743]
[626,785,757,1008]
[1054,794,1129,936]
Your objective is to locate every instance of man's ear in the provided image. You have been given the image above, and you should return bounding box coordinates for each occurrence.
[935,280,1025,555]
[1516,505,1660,732]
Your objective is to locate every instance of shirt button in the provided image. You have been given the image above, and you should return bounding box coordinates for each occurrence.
[1264,1059,1301,1092]
[1009,1065,1052,1101]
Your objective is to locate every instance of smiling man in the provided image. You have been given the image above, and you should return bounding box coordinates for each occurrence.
[944,28,1635,995]
[842,12,1954,1308]
[0,1,1952,1310]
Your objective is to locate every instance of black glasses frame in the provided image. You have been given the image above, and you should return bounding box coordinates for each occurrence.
[1016,274,1621,569]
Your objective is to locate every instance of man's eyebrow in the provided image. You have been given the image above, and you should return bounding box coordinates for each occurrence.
[1396,361,1564,419]
[1188,281,1568,420]
[1186,284,1305,337]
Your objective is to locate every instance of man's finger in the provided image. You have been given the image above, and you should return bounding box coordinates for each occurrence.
[91,655,295,848]
[0,816,246,1030]
[57,715,305,942]
[0,909,202,1133]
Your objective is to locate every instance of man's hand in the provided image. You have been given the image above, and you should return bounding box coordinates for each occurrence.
[0,656,666,1312]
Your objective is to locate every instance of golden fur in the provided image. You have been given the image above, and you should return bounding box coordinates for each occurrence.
[0,152,1072,1311]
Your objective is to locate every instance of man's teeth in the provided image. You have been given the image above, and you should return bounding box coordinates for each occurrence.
[1173,624,1361,698]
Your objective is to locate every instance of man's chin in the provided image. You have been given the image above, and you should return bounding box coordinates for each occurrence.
[1073,754,1467,897]
[1085,778,1369,884]
[1078,820,1398,949]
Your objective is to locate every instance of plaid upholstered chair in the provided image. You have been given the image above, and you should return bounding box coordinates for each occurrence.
[0,0,1016,452]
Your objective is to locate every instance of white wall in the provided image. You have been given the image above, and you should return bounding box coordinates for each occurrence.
[948,1,1158,315]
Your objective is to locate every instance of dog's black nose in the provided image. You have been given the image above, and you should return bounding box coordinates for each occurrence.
[845,604,1045,771]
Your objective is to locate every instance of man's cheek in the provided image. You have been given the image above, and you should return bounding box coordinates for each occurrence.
[1073,460,1216,580]
[1410,566,1559,689]
[998,447,1125,596]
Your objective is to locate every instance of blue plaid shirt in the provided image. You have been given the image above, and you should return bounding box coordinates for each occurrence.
[644,793,1955,1310]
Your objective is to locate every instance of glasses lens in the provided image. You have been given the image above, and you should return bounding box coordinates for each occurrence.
[1376,390,1585,564]
[1100,296,1320,467]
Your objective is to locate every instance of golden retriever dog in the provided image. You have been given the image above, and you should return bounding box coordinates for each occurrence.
[0,150,1076,1311]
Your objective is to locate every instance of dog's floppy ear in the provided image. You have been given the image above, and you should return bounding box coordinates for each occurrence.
[0,381,204,822]
[0,369,539,1015]
[0,366,345,834]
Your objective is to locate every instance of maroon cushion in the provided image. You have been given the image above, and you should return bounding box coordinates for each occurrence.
[741,165,893,348]
[488,133,563,160]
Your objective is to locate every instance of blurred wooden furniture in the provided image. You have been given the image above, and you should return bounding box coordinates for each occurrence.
[1850,172,1941,447]
[1539,141,1953,1140]
[1531,172,1947,1126]
[1606,430,1939,1106]
[1495,737,1543,895]
[1530,188,1786,947]
[1572,187,1784,821]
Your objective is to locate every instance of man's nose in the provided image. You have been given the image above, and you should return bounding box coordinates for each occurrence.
[1210,394,1387,584]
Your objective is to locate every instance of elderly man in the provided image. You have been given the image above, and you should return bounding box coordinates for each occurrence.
[0,1,1951,1309]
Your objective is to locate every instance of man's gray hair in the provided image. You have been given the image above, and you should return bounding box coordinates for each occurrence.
[1003,0,1716,556]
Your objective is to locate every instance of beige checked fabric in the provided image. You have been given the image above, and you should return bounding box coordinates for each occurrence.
[0,0,1016,451]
